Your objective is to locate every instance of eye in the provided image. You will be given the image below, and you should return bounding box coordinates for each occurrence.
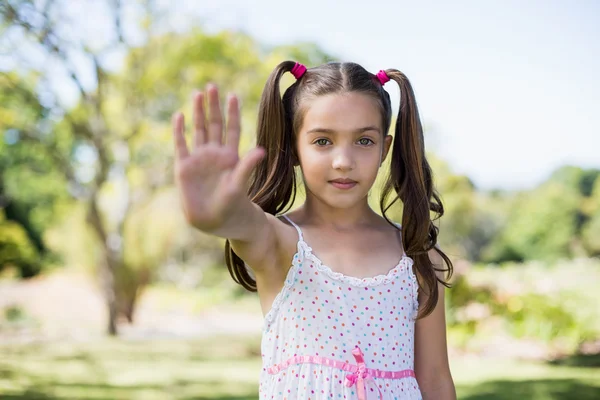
[358,138,375,146]
[314,138,331,146]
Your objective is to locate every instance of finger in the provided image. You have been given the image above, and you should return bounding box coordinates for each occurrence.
[172,112,189,160]
[206,84,223,144]
[225,94,241,151]
[192,91,207,148]
[231,147,266,189]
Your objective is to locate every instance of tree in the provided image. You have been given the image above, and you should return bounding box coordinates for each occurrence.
[1,0,332,334]
[0,71,73,276]
[481,166,595,263]
[581,174,600,256]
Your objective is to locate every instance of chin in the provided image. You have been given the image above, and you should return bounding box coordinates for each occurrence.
[305,182,370,207]
[324,192,369,209]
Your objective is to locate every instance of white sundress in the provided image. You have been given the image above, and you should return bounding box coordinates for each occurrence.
[259,215,423,400]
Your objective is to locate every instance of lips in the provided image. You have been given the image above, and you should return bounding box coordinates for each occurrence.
[329,178,357,190]
[330,179,357,184]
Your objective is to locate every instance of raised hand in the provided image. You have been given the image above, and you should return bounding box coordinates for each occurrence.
[172,85,265,231]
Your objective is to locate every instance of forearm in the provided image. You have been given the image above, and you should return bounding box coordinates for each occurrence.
[419,376,456,400]
[203,198,266,242]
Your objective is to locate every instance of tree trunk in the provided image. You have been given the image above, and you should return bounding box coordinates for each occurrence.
[122,290,136,324]
[87,197,122,336]
[118,267,150,324]
[99,250,119,336]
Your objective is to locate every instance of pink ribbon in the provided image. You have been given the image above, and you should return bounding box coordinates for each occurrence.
[267,346,415,399]
[344,347,383,400]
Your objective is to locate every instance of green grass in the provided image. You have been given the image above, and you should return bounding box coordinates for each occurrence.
[0,336,263,400]
[1,336,599,399]
[451,356,600,399]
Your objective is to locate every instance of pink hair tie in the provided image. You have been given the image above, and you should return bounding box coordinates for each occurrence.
[376,69,390,85]
[291,62,307,79]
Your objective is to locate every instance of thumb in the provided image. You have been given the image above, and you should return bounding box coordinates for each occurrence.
[231,146,266,188]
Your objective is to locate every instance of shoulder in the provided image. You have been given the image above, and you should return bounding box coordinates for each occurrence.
[268,212,300,243]
[273,211,302,237]
[271,212,304,260]
[232,211,299,274]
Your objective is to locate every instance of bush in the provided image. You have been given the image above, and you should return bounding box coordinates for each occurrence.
[447,258,600,354]
[0,215,41,278]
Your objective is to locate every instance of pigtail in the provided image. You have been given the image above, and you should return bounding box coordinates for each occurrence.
[380,69,453,319]
[224,61,300,291]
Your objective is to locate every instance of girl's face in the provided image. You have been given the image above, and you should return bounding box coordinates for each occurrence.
[296,92,393,210]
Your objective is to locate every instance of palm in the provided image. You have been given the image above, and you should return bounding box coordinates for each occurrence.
[172,85,264,229]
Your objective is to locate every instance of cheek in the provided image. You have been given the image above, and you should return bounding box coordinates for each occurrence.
[358,148,384,167]
[297,142,322,160]
[299,151,327,178]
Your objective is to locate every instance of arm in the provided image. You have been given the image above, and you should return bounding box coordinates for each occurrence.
[173,85,282,271]
[414,247,456,400]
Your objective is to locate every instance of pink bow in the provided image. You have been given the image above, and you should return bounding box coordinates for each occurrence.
[345,370,372,386]
[344,347,383,400]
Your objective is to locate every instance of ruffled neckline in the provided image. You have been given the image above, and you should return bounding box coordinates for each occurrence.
[298,239,414,287]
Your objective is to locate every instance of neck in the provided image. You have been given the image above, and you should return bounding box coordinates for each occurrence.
[299,194,379,230]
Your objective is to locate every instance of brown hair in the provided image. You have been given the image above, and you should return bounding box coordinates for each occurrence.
[224,61,452,318]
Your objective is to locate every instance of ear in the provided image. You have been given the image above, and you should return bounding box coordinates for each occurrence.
[380,135,393,166]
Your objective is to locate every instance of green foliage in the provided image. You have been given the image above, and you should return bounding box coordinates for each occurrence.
[506,292,588,343]
[3,305,26,323]
[483,181,579,263]
[447,259,600,353]
[549,166,600,197]
[480,166,600,263]
[428,155,478,258]
[0,73,72,277]
[582,216,600,256]
[0,211,41,277]
[581,176,600,256]
[0,303,39,333]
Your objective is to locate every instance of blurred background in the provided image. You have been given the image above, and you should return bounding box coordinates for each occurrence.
[1,0,599,399]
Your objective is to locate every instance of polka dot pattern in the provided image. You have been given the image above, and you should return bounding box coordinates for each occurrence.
[259,217,422,399]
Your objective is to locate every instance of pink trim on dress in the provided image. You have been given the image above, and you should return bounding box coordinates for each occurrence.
[267,346,415,400]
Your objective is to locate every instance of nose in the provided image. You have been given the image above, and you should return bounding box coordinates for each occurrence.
[331,146,355,171]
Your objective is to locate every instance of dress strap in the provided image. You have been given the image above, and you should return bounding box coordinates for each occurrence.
[282,215,304,241]
[392,222,407,257]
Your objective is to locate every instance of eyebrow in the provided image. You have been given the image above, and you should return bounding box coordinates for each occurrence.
[305,126,380,135]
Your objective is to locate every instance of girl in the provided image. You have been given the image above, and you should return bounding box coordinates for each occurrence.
[172,61,456,400]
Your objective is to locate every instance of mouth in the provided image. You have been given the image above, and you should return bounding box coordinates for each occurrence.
[329,179,357,189]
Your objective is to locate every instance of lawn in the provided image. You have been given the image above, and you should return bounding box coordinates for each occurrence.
[1,335,598,399]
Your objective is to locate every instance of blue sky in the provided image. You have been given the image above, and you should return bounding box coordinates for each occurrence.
[9,1,597,191]
[173,0,599,191]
